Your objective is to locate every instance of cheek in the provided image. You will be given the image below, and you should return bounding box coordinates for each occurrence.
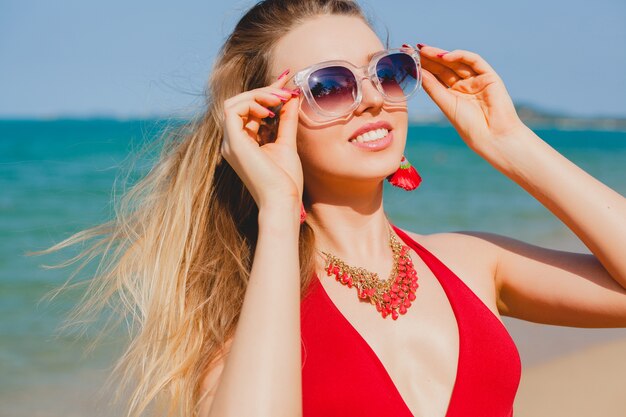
[297,128,406,180]
[297,126,349,169]
[299,96,324,123]
[300,96,314,117]
[298,129,340,153]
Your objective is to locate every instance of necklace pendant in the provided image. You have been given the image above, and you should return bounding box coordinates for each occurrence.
[321,231,420,321]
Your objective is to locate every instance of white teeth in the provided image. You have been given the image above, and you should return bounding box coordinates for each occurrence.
[351,128,389,143]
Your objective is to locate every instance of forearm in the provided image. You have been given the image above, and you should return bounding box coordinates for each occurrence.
[208,201,303,417]
[486,124,626,288]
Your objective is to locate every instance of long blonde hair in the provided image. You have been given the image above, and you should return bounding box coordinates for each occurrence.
[27,1,385,416]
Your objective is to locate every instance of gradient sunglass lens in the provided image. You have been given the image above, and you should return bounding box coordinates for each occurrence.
[376,52,418,99]
[308,66,357,114]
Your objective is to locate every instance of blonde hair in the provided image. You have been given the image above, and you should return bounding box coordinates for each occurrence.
[27,1,385,416]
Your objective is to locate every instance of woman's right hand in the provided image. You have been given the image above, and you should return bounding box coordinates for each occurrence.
[220,70,303,210]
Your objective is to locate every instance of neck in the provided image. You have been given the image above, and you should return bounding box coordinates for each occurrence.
[304,179,396,272]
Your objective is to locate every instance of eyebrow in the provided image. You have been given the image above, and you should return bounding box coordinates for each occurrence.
[366,50,380,61]
[288,49,385,78]
[365,48,388,63]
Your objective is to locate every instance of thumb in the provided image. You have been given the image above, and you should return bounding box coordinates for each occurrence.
[274,89,300,148]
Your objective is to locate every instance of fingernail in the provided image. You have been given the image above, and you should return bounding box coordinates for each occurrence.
[416,43,426,49]
[271,93,288,102]
[283,88,300,96]
[281,87,299,96]
[267,109,275,118]
[402,43,411,48]
[436,51,449,57]
[277,68,290,80]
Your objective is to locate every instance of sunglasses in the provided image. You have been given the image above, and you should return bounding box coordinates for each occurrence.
[288,46,422,121]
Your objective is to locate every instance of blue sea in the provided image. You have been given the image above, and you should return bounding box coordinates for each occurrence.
[1,119,626,415]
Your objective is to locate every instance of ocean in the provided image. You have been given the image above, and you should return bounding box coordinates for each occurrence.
[1,119,626,415]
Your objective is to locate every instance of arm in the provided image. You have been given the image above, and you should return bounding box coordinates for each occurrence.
[447,229,626,328]
[486,125,626,327]
[204,62,305,416]
[201,200,302,417]
[414,43,626,328]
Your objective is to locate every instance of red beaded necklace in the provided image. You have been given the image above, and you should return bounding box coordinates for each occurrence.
[319,226,419,320]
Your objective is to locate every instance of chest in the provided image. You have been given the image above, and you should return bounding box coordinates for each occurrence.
[314,249,500,417]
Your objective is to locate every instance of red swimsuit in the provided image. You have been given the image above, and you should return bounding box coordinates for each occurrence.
[301,224,521,416]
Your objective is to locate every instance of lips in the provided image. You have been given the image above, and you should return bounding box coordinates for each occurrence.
[348,120,393,142]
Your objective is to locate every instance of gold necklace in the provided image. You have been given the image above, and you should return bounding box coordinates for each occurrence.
[318,225,419,320]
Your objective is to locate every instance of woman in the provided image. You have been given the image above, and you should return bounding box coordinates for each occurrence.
[35,0,626,416]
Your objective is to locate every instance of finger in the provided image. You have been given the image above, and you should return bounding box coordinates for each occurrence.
[420,67,455,115]
[244,118,261,138]
[419,56,464,88]
[246,114,262,142]
[422,45,494,76]
[433,72,451,89]
[223,68,297,147]
[422,54,476,80]
[228,86,295,107]
[232,90,292,142]
[259,69,299,146]
[274,88,301,147]
[242,90,291,137]
[225,100,277,146]
[227,87,296,142]
[271,67,292,88]
[418,45,477,80]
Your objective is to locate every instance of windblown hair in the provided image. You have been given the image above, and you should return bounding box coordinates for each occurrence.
[29,1,383,416]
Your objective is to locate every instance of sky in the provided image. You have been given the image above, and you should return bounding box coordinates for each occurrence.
[1,0,625,119]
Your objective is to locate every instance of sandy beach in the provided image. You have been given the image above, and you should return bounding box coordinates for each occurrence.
[514,336,626,417]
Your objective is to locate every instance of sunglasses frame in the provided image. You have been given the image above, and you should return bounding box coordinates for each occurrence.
[289,46,422,120]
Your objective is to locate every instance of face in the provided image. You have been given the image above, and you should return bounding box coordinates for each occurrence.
[270,14,411,192]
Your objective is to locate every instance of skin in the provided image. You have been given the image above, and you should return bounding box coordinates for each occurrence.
[210,13,626,417]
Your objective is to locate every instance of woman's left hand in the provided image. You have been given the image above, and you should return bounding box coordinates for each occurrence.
[413,43,527,155]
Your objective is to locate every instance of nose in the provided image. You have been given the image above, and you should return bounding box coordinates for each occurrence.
[353,74,384,116]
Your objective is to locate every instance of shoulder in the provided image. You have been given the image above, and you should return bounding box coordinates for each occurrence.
[399,228,501,263]
[398,227,505,312]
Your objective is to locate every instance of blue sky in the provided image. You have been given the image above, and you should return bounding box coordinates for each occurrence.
[1,0,625,119]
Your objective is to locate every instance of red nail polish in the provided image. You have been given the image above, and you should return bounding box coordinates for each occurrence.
[402,43,411,48]
[277,68,290,80]
[436,52,448,58]
[267,109,275,117]
[281,87,299,97]
[271,92,288,102]
[416,43,425,49]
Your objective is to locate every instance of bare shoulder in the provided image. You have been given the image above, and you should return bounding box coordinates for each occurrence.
[398,228,504,314]
[400,228,500,267]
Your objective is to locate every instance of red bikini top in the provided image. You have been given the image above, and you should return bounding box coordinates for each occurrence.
[300,224,521,417]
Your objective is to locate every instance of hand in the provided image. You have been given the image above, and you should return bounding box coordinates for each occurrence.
[414,43,527,154]
[220,71,303,209]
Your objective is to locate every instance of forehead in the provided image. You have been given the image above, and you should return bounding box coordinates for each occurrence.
[271,14,385,80]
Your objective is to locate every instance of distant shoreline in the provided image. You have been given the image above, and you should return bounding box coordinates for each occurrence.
[408,102,626,132]
[2,103,626,132]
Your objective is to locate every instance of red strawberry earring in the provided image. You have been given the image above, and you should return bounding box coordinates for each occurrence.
[386,155,422,191]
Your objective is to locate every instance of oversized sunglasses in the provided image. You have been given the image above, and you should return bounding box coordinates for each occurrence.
[287,46,422,121]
